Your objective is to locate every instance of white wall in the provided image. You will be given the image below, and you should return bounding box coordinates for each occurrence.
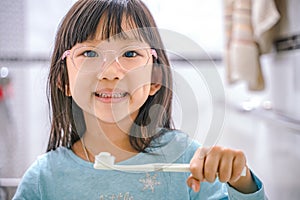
[144,0,224,57]
[23,0,224,58]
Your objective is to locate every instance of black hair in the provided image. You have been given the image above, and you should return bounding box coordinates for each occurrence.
[47,0,174,152]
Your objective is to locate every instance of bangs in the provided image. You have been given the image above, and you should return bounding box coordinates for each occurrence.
[93,13,146,43]
[66,0,155,47]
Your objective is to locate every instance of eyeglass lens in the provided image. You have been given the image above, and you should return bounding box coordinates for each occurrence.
[71,46,151,72]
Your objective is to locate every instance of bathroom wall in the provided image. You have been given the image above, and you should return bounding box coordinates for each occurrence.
[0,0,75,198]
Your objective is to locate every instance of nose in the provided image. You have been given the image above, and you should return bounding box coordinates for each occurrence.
[96,57,126,81]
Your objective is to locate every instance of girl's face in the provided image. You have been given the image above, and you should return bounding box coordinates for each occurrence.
[66,24,160,124]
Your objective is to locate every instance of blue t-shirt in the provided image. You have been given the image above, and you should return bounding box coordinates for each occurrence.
[13,130,266,200]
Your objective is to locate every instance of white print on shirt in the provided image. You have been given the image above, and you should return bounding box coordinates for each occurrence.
[99,192,134,200]
[139,173,161,193]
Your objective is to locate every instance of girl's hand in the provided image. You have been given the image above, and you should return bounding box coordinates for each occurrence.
[186,146,258,193]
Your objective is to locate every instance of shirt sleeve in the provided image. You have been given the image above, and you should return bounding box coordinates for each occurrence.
[12,159,41,200]
[226,170,267,200]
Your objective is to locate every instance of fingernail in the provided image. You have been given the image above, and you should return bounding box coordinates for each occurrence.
[192,183,196,192]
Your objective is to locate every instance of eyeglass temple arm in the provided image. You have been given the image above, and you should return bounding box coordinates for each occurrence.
[61,50,71,60]
[151,49,158,59]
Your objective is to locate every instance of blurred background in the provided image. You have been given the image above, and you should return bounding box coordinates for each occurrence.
[0,0,299,199]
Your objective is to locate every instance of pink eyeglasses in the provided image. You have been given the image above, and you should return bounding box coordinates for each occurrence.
[61,46,158,72]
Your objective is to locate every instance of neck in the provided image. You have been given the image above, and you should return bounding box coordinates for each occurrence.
[81,111,138,162]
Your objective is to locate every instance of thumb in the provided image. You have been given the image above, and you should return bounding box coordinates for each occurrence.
[186,175,201,192]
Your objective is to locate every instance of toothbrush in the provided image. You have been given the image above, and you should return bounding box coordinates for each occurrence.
[93,152,247,176]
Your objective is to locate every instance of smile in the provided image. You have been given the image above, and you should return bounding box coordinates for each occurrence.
[94,90,129,103]
[95,92,128,98]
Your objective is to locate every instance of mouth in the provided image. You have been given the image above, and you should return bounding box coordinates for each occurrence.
[94,90,129,103]
[95,92,128,98]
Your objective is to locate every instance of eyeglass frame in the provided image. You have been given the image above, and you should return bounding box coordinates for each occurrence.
[61,46,158,72]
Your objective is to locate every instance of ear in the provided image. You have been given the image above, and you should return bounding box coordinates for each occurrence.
[64,85,72,97]
[149,83,161,96]
[149,66,162,96]
[151,66,162,85]
[56,78,72,97]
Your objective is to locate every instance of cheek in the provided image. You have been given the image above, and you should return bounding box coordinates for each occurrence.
[67,59,95,95]
[130,85,151,106]
[67,62,97,113]
[73,74,98,117]
[73,74,92,94]
[124,65,153,93]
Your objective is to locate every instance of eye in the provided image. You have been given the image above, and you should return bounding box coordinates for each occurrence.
[123,51,138,58]
[83,50,98,57]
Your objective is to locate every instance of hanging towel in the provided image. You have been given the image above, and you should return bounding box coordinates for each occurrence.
[252,0,280,54]
[224,0,280,91]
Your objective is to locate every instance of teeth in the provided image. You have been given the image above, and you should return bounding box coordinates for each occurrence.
[96,92,127,98]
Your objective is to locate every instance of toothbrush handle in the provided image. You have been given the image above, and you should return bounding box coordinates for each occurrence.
[94,163,246,176]
[93,163,190,172]
[153,164,190,172]
[156,164,246,176]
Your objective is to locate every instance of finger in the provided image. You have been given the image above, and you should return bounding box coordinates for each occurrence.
[203,149,220,182]
[230,150,246,182]
[218,150,233,182]
[186,175,201,192]
[197,147,208,160]
[189,147,208,181]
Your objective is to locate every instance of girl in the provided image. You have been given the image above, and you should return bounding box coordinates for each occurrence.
[13,0,266,199]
